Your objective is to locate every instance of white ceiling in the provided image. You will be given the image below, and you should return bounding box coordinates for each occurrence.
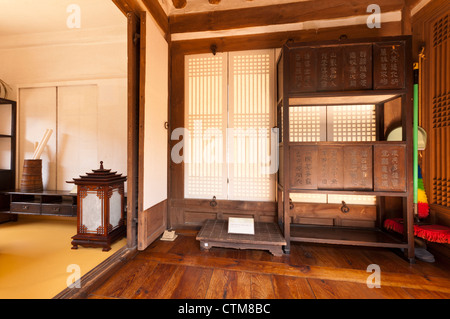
[0,0,125,36]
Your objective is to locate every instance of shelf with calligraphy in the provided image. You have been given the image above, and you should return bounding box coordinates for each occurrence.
[277,36,414,261]
[287,39,405,94]
[288,142,406,194]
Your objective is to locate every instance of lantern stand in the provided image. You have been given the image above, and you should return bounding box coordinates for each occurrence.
[67,161,127,252]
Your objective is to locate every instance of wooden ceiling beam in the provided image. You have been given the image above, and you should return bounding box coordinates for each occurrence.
[172,0,187,9]
[171,21,402,54]
[169,0,405,34]
[404,0,424,9]
[112,0,169,39]
[141,0,170,37]
[112,0,144,16]
[112,0,133,16]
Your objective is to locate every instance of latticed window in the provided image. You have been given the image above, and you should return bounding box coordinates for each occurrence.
[184,50,276,201]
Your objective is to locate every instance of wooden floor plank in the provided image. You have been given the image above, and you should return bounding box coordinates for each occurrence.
[402,287,450,299]
[272,275,315,299]
[295,244,353,268]
[144,237,178,254]
[132,263,179,299]
[205,269,252,299]
[164,266,213,299]
[89,259,158,299]
[151,265,186,298]
[308,278,414,299]
[250,274,275,299]
[168,234,202,256]
[360,247,423,274]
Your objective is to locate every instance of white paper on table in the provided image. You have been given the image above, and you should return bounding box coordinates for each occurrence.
[228,217,255,235]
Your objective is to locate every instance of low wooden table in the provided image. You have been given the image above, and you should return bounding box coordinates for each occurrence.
[196,219,287,256]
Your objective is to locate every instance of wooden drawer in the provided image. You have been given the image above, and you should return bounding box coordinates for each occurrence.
[10,202,41,214]
[42,204,76,216]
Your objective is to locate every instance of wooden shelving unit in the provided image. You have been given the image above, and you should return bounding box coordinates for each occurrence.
[4,190,77,217]
[0,98,16,223]
[276,36,415,262]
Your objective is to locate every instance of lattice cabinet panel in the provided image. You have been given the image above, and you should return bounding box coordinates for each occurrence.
[327,105,377,142]
[289,106,326,142]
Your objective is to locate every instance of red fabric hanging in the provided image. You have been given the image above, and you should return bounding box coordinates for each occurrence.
[414,224,450,244]
[383,218,450,244]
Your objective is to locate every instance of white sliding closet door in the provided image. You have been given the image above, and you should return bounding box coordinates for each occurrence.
[18,83,126,192]
[184,49,276,202]
[184,53,228,200]
[57,85,98,190]
[18,87,57,190]
[228,50,276,201]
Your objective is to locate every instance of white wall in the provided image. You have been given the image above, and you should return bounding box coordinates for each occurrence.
[0,25,127,100]
[143,12,169,210]
[0,9,128,190]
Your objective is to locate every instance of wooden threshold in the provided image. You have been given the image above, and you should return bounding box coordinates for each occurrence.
[290,225,408,249]
[53,245,138,299]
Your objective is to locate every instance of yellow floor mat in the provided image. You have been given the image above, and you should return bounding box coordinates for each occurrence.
[0,215,126,299]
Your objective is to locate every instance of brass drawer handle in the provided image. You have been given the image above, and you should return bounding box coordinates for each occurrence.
[53,207,60,212]
[210,196,217,207]
[341,201,350,214]
[22,205,29,210]
[289,198,294,210]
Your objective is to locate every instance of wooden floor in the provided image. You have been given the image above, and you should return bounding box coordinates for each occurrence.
[88,229,450,299]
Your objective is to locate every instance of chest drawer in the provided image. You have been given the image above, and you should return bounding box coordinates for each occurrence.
[10,202,41,214]
[42,204,76,216]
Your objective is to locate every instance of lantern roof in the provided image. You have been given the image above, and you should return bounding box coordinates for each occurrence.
[68,161,127,185]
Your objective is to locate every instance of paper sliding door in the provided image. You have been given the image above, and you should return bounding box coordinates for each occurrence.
[18,87,57,190]
[18,83,126,191]
[57,85,98,190]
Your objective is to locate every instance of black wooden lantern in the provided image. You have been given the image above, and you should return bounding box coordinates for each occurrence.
[68,161,126,251]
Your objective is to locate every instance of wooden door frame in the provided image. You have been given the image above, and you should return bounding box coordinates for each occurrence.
[126,11,142,249]
[53,9,143,299]
[121,4,170,250]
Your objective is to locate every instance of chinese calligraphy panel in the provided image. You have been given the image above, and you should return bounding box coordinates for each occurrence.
[289,48,316,93]
[373,42,405,89]
[317,146,344,189]
[343,145,373,190]
[373,144,406,192]
[289,146,318,189]
[343,45,373,90]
